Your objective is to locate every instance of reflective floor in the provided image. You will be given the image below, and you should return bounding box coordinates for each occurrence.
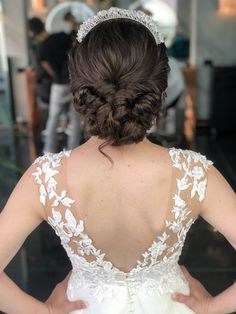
[0,126,236,309]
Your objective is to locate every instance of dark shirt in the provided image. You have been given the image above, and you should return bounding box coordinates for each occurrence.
[38,32,72,84]
[30,43,52,103]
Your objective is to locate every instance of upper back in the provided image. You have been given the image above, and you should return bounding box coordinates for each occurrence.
[32,144,213,273]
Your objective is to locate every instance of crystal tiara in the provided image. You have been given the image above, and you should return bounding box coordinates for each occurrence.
[76,7,164,45]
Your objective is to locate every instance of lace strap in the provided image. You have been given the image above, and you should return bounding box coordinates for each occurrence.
[169,148,213,203]
[156,148,214,261]
[32,150,72,208]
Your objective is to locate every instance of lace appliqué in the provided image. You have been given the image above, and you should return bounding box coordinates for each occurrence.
[33,150,72,207]
[165,149,213,257]
[170,149,213,201]
[32,148,213,302]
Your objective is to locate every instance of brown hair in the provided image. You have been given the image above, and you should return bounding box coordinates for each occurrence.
[69,18,169,164]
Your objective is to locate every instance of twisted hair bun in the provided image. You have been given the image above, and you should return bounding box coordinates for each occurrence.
[69,18,169,159]
[73,81,163,146]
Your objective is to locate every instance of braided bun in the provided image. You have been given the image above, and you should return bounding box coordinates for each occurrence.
[69,18,169,160]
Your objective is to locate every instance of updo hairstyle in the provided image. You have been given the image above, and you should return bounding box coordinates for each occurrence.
[69,18,170,164]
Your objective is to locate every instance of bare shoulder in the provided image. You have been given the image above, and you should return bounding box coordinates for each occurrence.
[199,160,236,248]
[148,144,173,166]
[1,158,45,224]
[70,141,170,163]
[202,164,235,207]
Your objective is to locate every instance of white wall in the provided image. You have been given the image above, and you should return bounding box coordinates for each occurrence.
[178,0,236,120]
[195,0,236,66]
[195,0,236,120]
[177,0,191,38]
[3,0,28,66]
[178,0,236,66]
[2,0,29,122]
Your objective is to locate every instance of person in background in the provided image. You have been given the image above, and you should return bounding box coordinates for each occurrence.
[147,56,185,136]
[33,19,81,153]
[164,56,185,134]
[63,11,81,42]
[28,17,52,131]
[138,6,185,137]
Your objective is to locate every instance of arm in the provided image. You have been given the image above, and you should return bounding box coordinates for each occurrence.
[41,61,54,77]
[38,44,54,77]
[45,272,87,314]
[172,166,236,314]
[0,163,85,314]
[208,282,236,314]
[172,266,236,314]
[0,272,47,314]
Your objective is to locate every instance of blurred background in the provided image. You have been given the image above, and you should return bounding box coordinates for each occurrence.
[0,0,236,309]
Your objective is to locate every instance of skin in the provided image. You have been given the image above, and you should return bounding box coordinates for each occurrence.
[41,60,54,77]
[49,265,236,314]
[0,136,235,313]
[64,16,81,32]
[172,266,236,314]
[46,272,87,313]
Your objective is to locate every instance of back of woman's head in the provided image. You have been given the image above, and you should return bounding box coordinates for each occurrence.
[69,18,169,151]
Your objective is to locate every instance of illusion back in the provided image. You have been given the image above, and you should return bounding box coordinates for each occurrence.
[32,148,213,314]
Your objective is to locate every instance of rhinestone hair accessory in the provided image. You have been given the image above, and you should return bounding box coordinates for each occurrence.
[77,7,164,45]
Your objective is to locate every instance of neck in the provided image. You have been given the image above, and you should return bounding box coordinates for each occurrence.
[36,31,48,42]
[73,22,80,30]
[85,136,152,154]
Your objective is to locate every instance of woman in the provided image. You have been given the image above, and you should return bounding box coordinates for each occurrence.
[0,7,235,314]
[46,267,236,314]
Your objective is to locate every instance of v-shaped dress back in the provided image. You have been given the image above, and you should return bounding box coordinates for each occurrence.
[32,148,213,314]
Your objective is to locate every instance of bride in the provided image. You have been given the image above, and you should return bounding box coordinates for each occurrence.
[0,7,235,314]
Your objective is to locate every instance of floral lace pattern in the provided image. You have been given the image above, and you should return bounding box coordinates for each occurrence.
[32,148,213,302]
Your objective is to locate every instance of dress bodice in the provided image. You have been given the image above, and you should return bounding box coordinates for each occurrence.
[32,148,213,313]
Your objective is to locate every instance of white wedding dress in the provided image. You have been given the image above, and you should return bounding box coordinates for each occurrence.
[32,147,213,314]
